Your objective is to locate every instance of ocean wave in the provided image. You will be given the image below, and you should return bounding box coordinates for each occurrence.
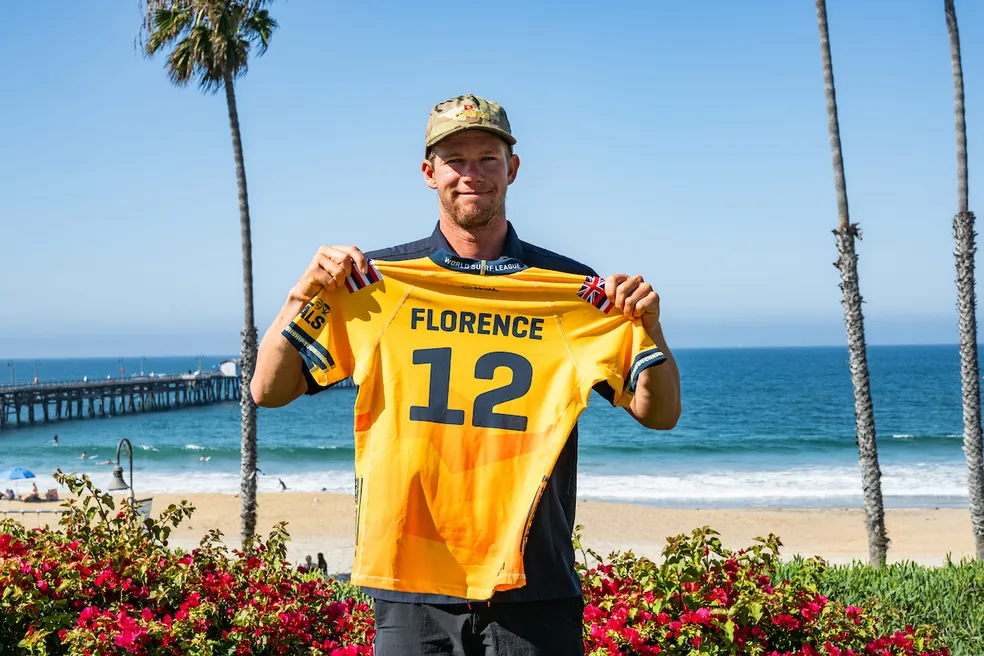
[119,444,356,461]
[112,470,356,495]
[577,463,967,506]
[36,462,966,509]
[583,432,964,456]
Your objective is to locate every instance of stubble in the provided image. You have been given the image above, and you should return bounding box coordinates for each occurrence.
[440,191,507,231]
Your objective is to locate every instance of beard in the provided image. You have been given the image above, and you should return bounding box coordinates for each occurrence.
[440,190,507,230]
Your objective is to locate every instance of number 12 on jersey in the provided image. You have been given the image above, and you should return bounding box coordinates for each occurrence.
[409,347,533,432]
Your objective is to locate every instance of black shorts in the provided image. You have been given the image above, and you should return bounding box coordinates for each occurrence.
[373,596,585,656]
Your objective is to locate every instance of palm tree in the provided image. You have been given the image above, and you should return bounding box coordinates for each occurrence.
[141,0,277,545]
[815,0,889,566]
[944,0,984,560]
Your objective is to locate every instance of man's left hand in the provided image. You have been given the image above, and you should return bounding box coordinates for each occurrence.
[605,274,660,320]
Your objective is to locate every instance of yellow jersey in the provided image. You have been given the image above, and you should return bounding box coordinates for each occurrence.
[283,250,665,599]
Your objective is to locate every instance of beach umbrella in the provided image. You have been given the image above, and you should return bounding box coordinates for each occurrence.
[2,467,35,480]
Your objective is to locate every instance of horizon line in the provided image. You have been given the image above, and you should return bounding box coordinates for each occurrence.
[0,342,973,361]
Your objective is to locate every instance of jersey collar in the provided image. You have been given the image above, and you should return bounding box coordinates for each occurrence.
[427,221,529,276]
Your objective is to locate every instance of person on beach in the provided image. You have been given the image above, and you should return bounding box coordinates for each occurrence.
[52,433,59,446]
[251,94,681,655]
[23,483,41,503]
[278,478,287,492]
[317,552,328,576]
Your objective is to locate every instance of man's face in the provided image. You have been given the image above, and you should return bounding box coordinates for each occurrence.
[423,130,520,230]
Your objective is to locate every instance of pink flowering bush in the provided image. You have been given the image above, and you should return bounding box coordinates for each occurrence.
[0,471,373,655]
[0,472,954,655]
[575,527,951,655]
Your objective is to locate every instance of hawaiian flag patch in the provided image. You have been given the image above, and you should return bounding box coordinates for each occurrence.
[576,275,613,313]
[344,260,383,293]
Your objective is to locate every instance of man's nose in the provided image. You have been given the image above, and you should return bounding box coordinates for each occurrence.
[457,160,484,180]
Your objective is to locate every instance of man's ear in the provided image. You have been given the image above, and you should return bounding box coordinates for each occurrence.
[507,154,520,185]
[422,159,439,189]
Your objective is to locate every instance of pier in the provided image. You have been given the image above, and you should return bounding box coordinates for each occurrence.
[0,372,240,430]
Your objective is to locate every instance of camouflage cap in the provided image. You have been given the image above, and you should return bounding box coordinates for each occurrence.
[424,94,516,153]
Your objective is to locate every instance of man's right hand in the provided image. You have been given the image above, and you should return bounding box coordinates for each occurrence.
[290,245,370,304]
[253,244,368,408]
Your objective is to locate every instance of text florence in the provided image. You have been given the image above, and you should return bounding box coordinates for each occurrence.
[409,307,545,341]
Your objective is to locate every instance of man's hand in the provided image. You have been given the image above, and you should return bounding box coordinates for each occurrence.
[290,245,370,304]
[605,274,659,321]
[252,244,368,408]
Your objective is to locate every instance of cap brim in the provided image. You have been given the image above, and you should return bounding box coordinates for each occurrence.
[425,124,517,150]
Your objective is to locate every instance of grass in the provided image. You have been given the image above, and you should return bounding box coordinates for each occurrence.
[774,556,984,656]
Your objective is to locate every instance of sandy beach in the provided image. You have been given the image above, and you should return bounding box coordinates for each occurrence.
[1,493,974,572]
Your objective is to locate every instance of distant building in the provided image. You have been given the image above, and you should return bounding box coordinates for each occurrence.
[219,359,240,378]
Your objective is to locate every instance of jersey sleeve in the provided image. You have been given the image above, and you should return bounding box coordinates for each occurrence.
[281,261,396,393]
[603,319,667,408]
[282,289,356,392]
[562,276,667,408]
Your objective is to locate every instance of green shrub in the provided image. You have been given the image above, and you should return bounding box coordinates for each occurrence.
[774,556,984,656]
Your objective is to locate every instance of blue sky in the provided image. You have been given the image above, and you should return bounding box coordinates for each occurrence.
[2,0,982,357]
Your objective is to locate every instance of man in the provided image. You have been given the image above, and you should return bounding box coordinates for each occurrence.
[252,94,680,655]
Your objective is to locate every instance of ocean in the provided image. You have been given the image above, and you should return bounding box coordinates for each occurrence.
[0,345,971,508]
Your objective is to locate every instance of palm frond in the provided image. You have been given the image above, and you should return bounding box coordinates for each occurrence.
[141,0,278,94]
[166,37,197,86]
[145,7,193,55]
[247,10,277,56]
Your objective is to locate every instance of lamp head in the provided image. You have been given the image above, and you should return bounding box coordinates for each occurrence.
[107,466,129,491]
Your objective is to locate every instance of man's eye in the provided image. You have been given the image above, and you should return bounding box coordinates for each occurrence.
[446,158,462,164]
[482,156,498,162]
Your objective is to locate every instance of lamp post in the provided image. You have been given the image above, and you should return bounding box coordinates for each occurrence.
[140,357,146,377]
[33,360,40,385]
[6,360,12,385]
[118,358,125,379]
[107,438,135,506]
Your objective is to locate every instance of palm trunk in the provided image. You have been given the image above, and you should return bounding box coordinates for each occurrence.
[223,70,259,546]
[945,0,984,559]
[816,0,889,566]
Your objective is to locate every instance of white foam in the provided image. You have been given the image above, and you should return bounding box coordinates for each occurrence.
[123,470,356,495]
[183,444,206,451]
[63,462,967,508]
[577,463,967,504]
